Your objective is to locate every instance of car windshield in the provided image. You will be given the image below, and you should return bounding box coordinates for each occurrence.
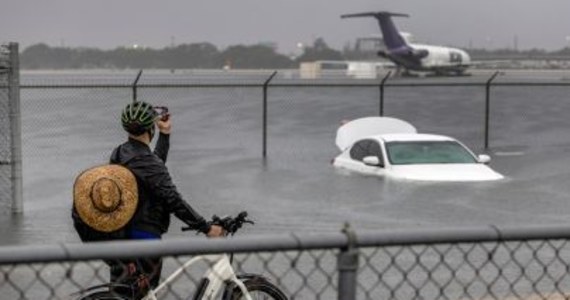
[386,141,477,165]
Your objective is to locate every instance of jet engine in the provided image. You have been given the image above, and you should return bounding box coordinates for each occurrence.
[411,49,429,59]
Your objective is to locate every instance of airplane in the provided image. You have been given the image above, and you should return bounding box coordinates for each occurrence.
[341,11,471,76]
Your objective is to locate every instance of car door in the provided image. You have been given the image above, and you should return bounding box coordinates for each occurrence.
[348,139,385,176]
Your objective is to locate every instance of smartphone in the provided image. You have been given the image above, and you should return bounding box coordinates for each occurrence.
[154,106,170,121]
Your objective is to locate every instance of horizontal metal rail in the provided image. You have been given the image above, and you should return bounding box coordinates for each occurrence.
[1,223,570,265]
[2,81,570,89]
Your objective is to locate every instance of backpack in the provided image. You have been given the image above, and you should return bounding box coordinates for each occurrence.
[71,207,128,242]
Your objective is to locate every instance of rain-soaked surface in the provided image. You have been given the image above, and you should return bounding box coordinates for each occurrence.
[2,69,570,246]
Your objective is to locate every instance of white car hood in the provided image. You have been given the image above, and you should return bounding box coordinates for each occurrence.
[389,164,504,182]
[336,117,417,150]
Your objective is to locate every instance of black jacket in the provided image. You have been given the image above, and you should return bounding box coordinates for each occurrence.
[110,133,210,236]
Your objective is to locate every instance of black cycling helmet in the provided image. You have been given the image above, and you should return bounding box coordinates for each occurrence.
[121,101,157,135]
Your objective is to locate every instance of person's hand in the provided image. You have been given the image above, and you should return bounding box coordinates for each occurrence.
[156,116,171,134]
[206,225,225,238]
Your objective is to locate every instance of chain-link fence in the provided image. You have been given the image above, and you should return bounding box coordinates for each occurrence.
[0,43,23,214]
[15,71,570,240]
[5,52,570,298]
[2,224,570,299]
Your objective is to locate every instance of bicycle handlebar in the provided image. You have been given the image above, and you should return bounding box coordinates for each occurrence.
[181,211,254,235]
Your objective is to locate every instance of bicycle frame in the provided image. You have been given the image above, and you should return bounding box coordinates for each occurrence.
[142,254,253,300]
[73,212,267,300]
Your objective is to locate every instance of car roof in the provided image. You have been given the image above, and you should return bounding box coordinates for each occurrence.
[372,133,457,143]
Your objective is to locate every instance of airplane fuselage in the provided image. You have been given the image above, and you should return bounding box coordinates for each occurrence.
[385,44,471,74]
[342,11,472,76]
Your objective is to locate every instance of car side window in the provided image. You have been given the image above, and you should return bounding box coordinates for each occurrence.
[367,140,383,164]
[350,140,370,161]
[366,141,382,161]
[350,139,383,164]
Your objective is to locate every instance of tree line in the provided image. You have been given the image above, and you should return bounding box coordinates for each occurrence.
[20,38,570,70]
[20,38,344,69]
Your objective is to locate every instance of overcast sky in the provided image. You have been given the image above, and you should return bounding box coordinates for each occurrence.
[2,0,570,54]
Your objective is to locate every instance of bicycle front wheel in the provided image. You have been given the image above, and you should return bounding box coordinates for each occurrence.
[230,277,287,300]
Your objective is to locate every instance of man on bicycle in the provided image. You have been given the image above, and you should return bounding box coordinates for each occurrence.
[109,101,224,298]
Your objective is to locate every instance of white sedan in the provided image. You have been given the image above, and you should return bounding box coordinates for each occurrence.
[332,117,504,182]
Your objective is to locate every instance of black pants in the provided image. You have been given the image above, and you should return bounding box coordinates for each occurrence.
[108,258,162,299]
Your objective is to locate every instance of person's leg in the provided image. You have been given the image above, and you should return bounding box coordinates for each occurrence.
[129,229,162,295]
[139,257,162,289]
[109,259,137,298]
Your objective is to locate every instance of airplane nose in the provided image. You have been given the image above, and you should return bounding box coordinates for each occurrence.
[463,52,471,63]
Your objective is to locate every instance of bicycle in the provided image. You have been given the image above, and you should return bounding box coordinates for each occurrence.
[73,211,288,300]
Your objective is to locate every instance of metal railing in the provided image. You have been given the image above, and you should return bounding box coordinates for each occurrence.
[2,223,570,299]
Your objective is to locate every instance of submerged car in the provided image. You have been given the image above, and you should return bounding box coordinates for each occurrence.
[332,117,504,182]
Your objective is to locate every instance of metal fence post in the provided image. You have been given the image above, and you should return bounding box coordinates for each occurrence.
[484,71,500,149]
[8,43,23,214]
[132,69,143,102]
[338,223,359,300]
[262,71,277,158]
[379,71,392,116]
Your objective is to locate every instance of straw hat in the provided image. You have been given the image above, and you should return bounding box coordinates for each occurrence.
[73,164,138,233]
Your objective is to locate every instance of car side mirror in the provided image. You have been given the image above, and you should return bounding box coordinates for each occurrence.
[477,154,491,164]
[363,156,383,167]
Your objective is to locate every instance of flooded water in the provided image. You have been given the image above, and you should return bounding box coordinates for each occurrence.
[2,69,570,246]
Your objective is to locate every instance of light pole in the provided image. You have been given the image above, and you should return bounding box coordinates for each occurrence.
[296,42,304,56]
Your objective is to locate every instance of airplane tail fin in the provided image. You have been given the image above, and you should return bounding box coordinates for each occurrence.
[341,11,410,50]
